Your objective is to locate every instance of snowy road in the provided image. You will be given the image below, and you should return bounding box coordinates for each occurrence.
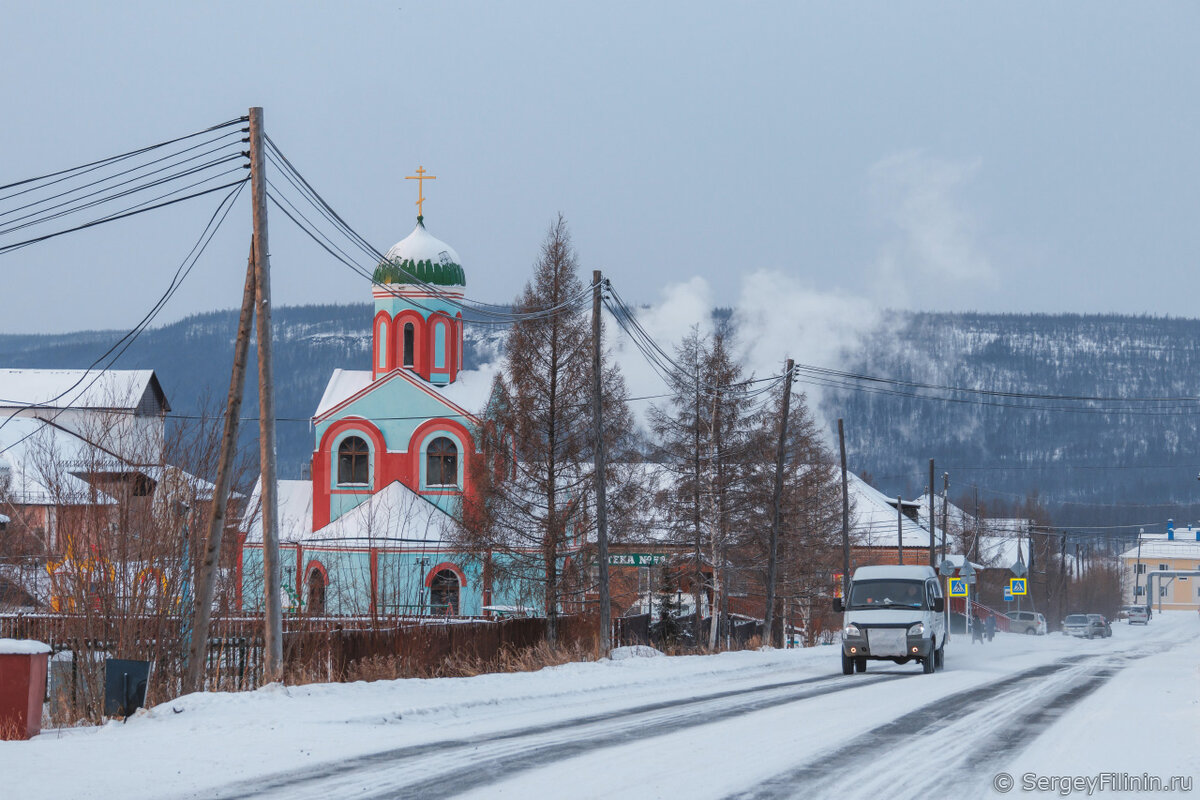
[6,612,1197,800]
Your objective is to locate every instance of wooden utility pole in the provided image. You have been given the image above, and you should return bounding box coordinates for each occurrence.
[249,106,283,681]
[691,371,703,646]
[763,359,793,648]
[838,419,850,599]
[184,246,256,693]
[896,496,904,565]
[928,459,936,567]
[591,270,612,656]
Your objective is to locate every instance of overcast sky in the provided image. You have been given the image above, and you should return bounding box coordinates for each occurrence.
[3,1,1199,337]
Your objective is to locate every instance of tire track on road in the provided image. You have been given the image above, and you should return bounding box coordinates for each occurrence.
[726,653,1134,800]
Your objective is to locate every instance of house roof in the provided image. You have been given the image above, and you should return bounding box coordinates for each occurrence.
[0,418,118,505]
[1120,539,1200,561]
[846,472,932,548]
[0,369,169,413]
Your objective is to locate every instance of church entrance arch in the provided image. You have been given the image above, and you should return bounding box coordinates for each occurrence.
[306,563,327,615]
[430,569,460,616]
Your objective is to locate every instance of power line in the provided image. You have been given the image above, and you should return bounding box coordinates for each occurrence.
[0,117,246,197]
[0,179,248,455]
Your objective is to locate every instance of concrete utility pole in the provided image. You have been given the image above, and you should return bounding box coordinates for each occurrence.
[838,419,850,598]
[763,359,793,648]
[185,245,256,693]
[928,459,936,567]
[896,496,904,565]
[941,472,949,560]
[1134,527,1144,604]
[591,270,612,656]
[249,106,283,682]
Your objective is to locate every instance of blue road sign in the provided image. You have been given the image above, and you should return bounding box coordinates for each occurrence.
[949,579,968,597]
[1010,578,1027,596]
[1004,586,1013,602]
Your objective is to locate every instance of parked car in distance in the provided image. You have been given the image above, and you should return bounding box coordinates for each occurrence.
[1127,606,1149,625]
[1062,614,1106,639]
[1004,610,1047,635]
[1087,614,1112,638]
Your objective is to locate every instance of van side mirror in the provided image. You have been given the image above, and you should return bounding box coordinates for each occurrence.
[833,597,844,613]
[933,597,945,613]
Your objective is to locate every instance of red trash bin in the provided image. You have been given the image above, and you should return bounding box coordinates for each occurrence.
[0,638,50,740]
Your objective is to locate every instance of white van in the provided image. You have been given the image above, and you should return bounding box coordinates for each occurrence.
[833,565,946,675]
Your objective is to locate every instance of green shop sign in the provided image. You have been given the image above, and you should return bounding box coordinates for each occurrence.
[608,553,667,567]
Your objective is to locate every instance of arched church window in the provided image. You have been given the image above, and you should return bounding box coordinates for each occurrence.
[337,436,370,485]
[426,436,458,487]
[403,323,415,368]
[377,320,388,370]
[433,320,446,369]
[430,569,459,615]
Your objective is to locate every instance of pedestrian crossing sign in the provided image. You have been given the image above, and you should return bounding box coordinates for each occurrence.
[1010,578,1027,595]
[949,578,968,597]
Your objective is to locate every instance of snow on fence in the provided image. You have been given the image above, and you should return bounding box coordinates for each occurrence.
[0,613,602,721]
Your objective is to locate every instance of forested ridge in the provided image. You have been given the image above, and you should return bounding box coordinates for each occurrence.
[4,307,1197,528]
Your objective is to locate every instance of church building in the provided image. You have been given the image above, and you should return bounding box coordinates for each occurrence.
[240,173,522,617]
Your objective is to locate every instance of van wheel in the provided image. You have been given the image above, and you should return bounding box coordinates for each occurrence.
[854,657,866,673]
[923,651,935,674]
[841,652,854,675]
[936,645,945,670]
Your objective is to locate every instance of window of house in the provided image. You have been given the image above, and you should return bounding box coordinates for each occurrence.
[426,437,458,487]
[403,323,415,367]
[1160,585,1169,597]
[337,436,370,484]
[1159,564,1169,572]
[1135,563,1146,574]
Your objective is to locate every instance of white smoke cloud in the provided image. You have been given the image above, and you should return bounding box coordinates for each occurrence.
[869,150,997,300]
[608,150,994,440]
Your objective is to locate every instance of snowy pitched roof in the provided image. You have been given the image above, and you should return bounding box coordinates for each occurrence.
[314,365,497,421]
[243,479,453,547]
[0,418,118,505]
[913,491,976,532]
[975,535,1030,570]
[0,369,169,413]
[847,472,932,548]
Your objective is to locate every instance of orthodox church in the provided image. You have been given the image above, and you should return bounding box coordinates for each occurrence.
[240,173,519,617]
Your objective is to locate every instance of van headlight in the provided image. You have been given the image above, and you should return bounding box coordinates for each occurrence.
[908,622,925,636]
[844,624,861,638]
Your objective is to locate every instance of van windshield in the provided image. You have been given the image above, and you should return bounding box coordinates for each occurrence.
[848,579,928,610]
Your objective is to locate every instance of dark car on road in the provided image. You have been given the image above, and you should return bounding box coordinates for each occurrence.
[1087,614,1112,637]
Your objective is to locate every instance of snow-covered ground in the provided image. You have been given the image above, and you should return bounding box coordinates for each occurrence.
[3,612,1197,799]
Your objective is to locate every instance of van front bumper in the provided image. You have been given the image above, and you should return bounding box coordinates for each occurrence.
[842,633,934,659]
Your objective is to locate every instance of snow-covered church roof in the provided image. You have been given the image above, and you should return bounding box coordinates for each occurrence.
[313,365,498,421]
[374,219,465,287]
[242,478,453,547]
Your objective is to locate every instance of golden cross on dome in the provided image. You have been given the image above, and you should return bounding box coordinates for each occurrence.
[405,166,437,217]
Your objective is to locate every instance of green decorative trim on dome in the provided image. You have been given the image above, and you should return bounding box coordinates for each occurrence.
[373,257,466,286]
